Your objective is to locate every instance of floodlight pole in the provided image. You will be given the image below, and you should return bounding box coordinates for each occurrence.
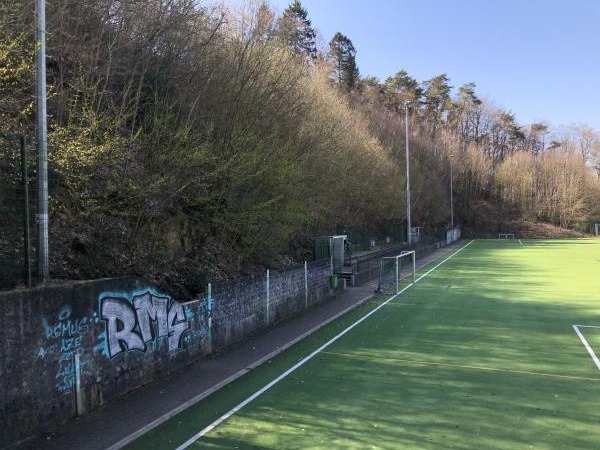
[36,0,49,282]
[405,102,411,247]
[450,154,454,229]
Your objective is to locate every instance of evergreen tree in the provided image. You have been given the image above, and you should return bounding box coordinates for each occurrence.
[449,82,483,142]
[421,73,452,136]
[383,70,422,110]
[278,0,317,61]
[329,32,359,91]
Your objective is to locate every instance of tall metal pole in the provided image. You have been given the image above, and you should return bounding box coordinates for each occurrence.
[36,0,49,282]
[450,155,454,229]
[405,102,411,246]
[21,136,32,287]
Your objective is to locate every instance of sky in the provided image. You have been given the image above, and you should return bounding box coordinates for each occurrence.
[225,0,600,132]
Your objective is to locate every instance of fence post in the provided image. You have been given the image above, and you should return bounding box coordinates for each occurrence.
[304,261,308,309]
[74,353,83,416]
[395,257,399,294]
[207,283,213,353]
[266,269,270,325]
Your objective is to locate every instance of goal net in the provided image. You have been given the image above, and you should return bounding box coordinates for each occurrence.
[498,233,515,240]
[377,251,416,295]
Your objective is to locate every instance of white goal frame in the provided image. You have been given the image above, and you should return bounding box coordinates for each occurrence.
[498,233,515,240]
[377,250,416,295]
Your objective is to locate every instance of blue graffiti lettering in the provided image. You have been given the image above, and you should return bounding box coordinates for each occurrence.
[37,306,92,395]
[43,315,89,340]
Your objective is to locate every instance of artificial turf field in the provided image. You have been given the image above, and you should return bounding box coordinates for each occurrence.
[126,239,600,449]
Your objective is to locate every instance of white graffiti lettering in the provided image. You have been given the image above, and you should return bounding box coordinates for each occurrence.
[100,290,190,358]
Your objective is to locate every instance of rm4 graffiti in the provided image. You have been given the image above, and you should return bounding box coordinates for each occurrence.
[100,289,189,358]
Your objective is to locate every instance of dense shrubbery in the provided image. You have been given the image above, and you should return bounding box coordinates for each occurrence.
[1,0,599,296]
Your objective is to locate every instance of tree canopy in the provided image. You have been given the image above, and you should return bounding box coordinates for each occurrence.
[278,0,317,61]
[1,0,599,295]
[328,32,359,91]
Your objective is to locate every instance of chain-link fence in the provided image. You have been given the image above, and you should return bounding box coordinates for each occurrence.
[0,132,37,289]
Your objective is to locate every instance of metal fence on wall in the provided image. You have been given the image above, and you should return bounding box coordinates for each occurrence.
[209,259,332,349]
[0,133,37,289]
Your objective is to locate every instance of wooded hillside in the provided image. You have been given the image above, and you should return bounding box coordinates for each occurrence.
[2,0,600,297]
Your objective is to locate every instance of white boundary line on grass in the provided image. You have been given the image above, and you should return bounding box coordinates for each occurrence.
[572,324,600,371]
[175,240,475,450]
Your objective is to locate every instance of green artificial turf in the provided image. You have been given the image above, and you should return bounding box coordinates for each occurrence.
[127,239,600,449]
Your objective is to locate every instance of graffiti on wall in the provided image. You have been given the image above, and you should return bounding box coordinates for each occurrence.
[36,287,210,395]
[98,289,190,358]
[36,305,97,395]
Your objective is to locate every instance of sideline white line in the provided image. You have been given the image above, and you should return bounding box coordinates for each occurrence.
[415,239,474,283]
[106,296,372,450]
[175,240,474,450]
[573,325,600,371]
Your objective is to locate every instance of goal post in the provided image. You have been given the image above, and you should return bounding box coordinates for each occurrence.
[377,250,416,294]
[498,233,515,240]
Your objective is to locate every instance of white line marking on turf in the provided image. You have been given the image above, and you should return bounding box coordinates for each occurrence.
[175,240,475,450]
[320,350,600,381]
[106,301,370,450]
[572,325,600,371]
[415,240,474,283]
